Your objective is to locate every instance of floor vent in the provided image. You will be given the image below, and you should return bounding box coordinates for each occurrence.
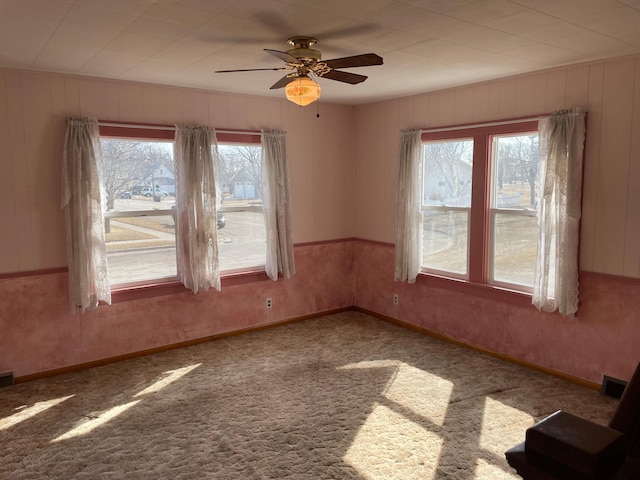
[0,371,14,389]
[601,375,627,399]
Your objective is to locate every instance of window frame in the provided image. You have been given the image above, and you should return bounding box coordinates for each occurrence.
[419,119,540,300]
[421,137,475,281]
[215,134,266,275]
[98,123,268,301]
[100,125,178,289]
[486,131,540,292]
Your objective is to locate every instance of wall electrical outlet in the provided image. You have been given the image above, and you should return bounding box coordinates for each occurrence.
[393,293,399,305]
[266,297,272,309]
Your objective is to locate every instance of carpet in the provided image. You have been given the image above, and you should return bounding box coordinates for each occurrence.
[0,311,618,479]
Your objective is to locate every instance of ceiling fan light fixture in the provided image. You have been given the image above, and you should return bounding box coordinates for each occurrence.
[285,76,321,106]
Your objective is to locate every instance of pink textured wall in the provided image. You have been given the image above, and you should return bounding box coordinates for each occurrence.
[355,241,640,384]
[3,237,637,384]
[0,241,355,378]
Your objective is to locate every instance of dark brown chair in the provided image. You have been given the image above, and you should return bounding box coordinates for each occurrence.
[506,362,640,480]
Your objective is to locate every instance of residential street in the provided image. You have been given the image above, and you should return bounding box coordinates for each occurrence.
[106,199,266,285]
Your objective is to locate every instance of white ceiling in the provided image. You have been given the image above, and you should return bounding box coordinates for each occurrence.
[2,0,640,105]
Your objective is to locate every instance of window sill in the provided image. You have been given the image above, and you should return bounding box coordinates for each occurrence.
[109,269,268,304]
[416,271,534,308]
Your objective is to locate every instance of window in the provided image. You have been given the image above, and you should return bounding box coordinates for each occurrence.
[421,120,540,292]
[100,135,177,287]
[422,139,473,278]
[100,126,266,289]
[489,133,539,289]
[216,142,266,272]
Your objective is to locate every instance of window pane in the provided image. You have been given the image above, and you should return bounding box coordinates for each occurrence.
[491,134,539,209]
[101,139,175,211]
[101,138,177,286]
[217,144,266,271]
[423,140,473,207]
[218,209,266,271]
[105,214,177,285]
[492,213,537,287]
[422,210,468,276]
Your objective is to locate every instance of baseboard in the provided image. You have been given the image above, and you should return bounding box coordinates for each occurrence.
[353,306,602,392]
[14,307,352,384]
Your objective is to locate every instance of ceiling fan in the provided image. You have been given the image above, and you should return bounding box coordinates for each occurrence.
[214,37,383,106]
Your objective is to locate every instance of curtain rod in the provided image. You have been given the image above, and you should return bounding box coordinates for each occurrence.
[217,129,263,136]
[419,115,549,134]
[97,121,262,136]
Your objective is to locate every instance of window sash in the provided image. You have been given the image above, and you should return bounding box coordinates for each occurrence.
[488,131,539,290]
[216,142,266,273]
[104,210,178,286]
[421,205,470,280]
[487,208,537,291]
[100,134,177,288]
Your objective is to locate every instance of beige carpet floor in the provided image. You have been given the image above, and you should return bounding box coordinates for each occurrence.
[0,311,618,479]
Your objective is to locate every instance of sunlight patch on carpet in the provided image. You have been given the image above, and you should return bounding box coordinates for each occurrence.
[338,360,453,427]
[338,360,402,370]
[51,400,140,443]
[385,364,453,426]
[344,402,442,479]
[134,363,201,397]
[0,395,74,431]
[480,396,534,451]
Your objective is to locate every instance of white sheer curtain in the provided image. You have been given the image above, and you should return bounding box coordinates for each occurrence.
[174,125,220,293]
[533,108,586,316]
[395,129,423,283]
[261,130,295,281]
[61,117,110,313]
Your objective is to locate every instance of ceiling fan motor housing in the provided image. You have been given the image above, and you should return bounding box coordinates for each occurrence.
[287,48,321,62]
[287,36,322,62]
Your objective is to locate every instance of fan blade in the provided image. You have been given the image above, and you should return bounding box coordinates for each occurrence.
[264,49,300,64]
[270,75,294,90]
[215,67,287,73]
[254,12,293,36]
[323,53,383,69]
[253,11,379,41]
[320,70,368,85]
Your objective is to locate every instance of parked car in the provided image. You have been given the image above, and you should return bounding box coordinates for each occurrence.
[117,191,132,199]
[141,186,168,198]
